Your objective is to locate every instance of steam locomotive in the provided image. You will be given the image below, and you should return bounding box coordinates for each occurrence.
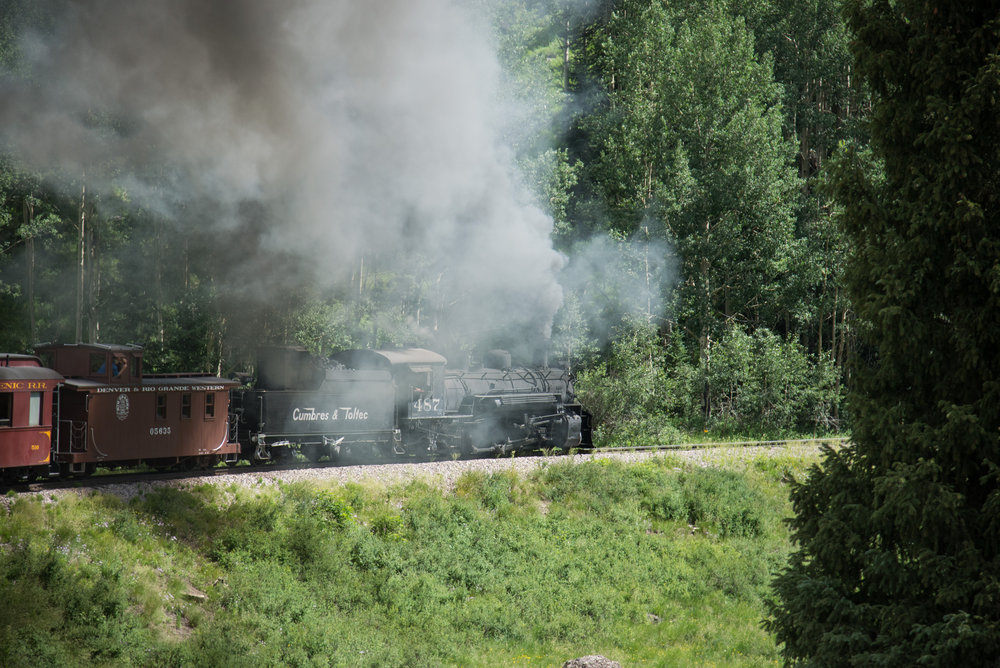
[0,343,591,483]
[231,346,590,463]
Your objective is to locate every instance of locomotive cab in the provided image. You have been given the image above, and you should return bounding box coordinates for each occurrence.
[331,348,448,454]
[332,348,447,419]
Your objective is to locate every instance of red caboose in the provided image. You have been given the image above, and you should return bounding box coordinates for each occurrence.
[0,354,63,483]
[36,343,239,475]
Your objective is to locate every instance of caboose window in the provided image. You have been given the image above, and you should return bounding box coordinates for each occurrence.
[90,353,106,375]
[156,394,167,419]
[205,392,216,419]
[181,393,192,419]
[28,392,42,427]
[0,392,11,427]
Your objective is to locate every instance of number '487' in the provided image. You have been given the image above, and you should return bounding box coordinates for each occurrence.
[414,397,441,412]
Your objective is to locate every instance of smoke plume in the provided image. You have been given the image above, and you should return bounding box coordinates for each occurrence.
[1,0,565,344]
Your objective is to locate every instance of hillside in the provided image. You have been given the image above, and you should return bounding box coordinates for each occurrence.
[1,446,822,666]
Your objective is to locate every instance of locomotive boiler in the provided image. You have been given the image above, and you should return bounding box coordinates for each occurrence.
[229,346,591,461]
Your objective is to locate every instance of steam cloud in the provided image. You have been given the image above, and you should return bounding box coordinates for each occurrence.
[1,0,566,344]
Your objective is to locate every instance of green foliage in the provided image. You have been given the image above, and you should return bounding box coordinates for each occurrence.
[574,320,683,445]
[769,2,1000,664]
[292,297,364,355]
[519,147,583,243]
[0,451,822,665]
[142,291,223,373]
[548,290,600,372]
[698,326,843,434]
[556,0,857,439]
[577,319,843,442]
[738,0,864,164]
[0,494,186,665]
[535,458,772,539]
[577,0,801,338]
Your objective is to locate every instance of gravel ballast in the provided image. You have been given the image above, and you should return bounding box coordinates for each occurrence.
[3,442,827,508]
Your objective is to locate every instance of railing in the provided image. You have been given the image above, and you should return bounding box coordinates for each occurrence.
[56,419,88,453]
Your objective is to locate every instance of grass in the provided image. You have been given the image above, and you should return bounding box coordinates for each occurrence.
[0,446,822,666]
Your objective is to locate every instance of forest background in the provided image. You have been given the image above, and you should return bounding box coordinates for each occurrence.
[0,0,866,443]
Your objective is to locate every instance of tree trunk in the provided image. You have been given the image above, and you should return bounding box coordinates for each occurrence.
[155,223,165,344]
[23,199,36,344]
[86,204,98,343]
[817,309,823,355]
[563,17,571,92]
[832,286,839,362]
[643,225,652,323]
[358,255,365,298]
[700,223,712,421]
[833,305,849,421]
[76,178,86,343]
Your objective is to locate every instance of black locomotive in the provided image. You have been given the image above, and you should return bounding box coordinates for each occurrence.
[229,346,591,463]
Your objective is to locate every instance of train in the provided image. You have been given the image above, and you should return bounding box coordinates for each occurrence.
[0,342,592,484]
[0,343,239,483]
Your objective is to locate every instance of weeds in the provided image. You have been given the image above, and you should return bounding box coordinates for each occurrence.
[0,451,819,666]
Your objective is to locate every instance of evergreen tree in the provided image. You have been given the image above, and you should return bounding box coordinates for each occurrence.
[769,2,1000,664]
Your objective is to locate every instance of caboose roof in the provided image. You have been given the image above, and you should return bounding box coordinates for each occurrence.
[0,353,45,367]
[0,365,63,382]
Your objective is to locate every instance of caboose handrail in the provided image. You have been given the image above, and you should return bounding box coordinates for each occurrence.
[55,418,88,454]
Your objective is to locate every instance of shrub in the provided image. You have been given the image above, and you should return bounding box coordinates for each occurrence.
[681,467,767,538]
[683,326,843,435]
[0,454,808,666]
[575,321,683,445]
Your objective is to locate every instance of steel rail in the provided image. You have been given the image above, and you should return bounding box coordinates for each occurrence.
[9,436,849,494]
[584,436,849,453]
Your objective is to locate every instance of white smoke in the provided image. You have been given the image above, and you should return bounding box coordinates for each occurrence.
[0,0,565,342]
[560,229,676,345]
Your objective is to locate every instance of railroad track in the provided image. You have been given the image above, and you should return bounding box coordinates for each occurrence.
[627,436,848,451]
[7,436,847,496]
